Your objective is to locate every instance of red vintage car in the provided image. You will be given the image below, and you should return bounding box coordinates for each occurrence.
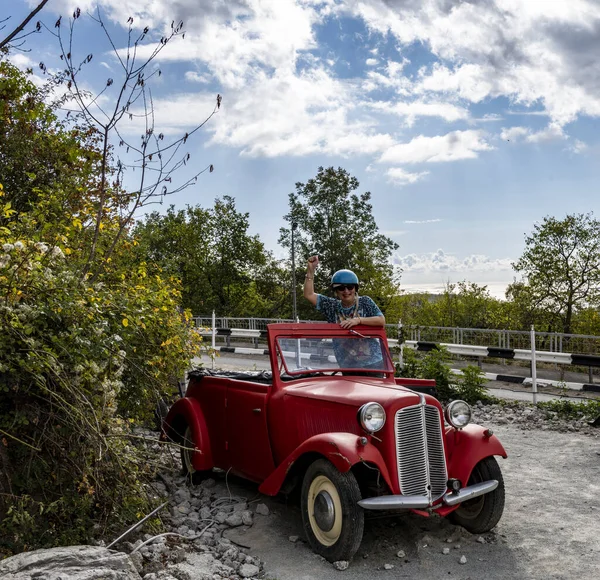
[162,323,506,562]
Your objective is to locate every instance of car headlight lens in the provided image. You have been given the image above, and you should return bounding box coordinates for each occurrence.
[445,400,472,429]
[358,402,386,433]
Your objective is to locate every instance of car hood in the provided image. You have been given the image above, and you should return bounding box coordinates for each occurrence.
[284,377,422,408]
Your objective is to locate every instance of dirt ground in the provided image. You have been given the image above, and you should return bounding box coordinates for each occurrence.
[224,422,600,580]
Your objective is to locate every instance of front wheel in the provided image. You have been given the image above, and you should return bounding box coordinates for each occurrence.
[449,456,505,533]
[181,425,211,484]
[301,458,364,562]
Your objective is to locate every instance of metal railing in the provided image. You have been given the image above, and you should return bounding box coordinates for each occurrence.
[193,316,600,355]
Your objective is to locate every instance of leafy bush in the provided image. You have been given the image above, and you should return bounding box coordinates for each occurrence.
[537,399,600,421]
[396,346,453,401]
[0,54,206,556]
[0,214,200,554]
[454,365,495,404]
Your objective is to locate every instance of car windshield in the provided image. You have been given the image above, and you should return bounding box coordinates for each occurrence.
[276,333,394,375]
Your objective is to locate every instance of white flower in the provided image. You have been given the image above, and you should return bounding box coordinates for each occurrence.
[0,254,9,268]
[13,241,24,251]
[2,243,14,252]
[50,247,64,259]
[34,242,49,253]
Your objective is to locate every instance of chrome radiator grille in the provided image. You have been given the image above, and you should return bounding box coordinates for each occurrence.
[395,404,448,502]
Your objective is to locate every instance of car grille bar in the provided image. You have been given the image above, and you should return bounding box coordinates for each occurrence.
[395,401,448,503]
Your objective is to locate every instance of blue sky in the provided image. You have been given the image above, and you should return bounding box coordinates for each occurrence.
[6,0,600,298]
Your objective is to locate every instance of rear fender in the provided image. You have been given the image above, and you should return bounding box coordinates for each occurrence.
[258,432,393,496]
[444,424,506,488]
[161,397,213,471]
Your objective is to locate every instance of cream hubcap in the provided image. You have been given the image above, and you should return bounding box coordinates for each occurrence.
[308,475,343,546]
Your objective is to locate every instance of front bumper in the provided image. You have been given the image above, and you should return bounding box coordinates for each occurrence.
[357,480,498,510]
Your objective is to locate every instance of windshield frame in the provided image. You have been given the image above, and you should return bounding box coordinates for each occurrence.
[274,330,395,378]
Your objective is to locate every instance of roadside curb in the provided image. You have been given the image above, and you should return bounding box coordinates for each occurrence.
[451,368,599,393]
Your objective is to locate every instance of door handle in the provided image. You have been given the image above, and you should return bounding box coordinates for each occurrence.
[252,408,261,414]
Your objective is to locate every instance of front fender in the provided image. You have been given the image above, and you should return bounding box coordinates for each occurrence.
[258,432,393,496]
[444,424,507,488]
[161,397,213,471]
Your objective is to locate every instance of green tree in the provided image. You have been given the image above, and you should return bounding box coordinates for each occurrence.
[0,60,101,217]
[512,213,600,334]
[135,197,288,316]
[279,166,400,319]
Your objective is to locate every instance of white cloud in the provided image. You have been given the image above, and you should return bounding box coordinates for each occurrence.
[471,113,503,123]
[40,0,600,168]
[185,71,213,84]
[7,53,35,71]
[343,0,600,128]
[380,130,493,164]
[393,249,513,274]
[526,122,566,143]
[500,122,566,143]
[385,167,429,185]
[369,100,469,125]
[403,218,441,224]
[500,126,530,142]
[566,139,588,154]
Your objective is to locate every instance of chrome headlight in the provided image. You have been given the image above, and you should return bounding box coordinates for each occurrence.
[358,402,386,433]
[445,400,472,429]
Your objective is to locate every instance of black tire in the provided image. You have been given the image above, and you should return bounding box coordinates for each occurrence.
[301,458,364,562]
[449,456,505,533]
[180,425,211,484]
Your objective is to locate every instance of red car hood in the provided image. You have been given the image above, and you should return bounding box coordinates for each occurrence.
[284,377,422,408]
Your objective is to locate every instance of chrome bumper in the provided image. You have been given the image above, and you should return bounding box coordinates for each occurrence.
[357,480,498,510]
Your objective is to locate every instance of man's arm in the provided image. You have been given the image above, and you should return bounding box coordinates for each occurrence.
[303,256,319,306]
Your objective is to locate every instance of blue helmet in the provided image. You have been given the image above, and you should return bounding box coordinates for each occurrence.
[331,269,359,288]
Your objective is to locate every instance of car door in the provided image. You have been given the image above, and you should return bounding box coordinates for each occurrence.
[226,380,275,482]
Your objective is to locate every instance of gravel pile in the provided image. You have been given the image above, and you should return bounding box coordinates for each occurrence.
[111,432,266,580]
[472,400,599,437]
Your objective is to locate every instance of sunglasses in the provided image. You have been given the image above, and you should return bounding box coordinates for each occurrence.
[333,284,357,292]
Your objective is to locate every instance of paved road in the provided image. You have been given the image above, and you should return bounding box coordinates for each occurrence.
[193,353,596,404]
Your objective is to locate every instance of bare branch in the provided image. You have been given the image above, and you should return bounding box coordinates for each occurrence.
[0,0,49,50]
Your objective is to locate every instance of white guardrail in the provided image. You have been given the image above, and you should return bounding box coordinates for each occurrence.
[195,325,600,401]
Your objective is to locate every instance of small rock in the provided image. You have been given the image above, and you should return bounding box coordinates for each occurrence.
[255,503,270,516]
[383,563,394,570]
[446,538,453,543]
[289,535,299,543]
[459,555,467,564]
[396,550,405,558]
[215,511,228,524]
[442,548,450,555]
[225,512,244,527]
[241,510,254,526]
[129,551,143,572]
[333,560,349,571]
[201,478,216,489]
[238,563,260,578]
[477,536,486,544]
[454,544,461,549]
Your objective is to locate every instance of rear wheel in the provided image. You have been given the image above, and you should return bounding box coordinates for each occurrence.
[181,425,211,484]
[301,458,364,562]
[449,456,505,533]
